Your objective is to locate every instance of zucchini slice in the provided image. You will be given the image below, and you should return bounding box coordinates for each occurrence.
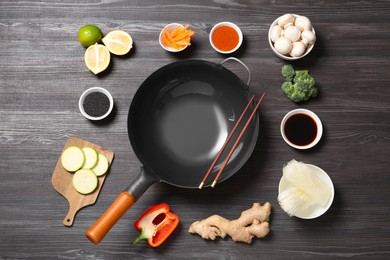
[61,146,85,172]
[92,153,109,176]
[72,169,98,194]
[82,147,98,169]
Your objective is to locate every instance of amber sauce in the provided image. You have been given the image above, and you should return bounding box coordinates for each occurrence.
[284,113,317,146]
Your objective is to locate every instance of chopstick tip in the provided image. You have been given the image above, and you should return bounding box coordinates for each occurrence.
[211,180,217,188]
[198,182,204,189]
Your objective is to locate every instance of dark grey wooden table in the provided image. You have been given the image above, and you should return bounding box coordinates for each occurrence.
[1,0,389,259]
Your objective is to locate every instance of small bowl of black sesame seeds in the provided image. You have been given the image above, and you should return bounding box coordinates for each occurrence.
[79,87,114,121]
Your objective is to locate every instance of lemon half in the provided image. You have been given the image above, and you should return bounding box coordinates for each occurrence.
[84,44,110,74]
[102,30,133,55]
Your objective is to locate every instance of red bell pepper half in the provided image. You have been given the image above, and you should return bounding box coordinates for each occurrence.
[132,203,179,247]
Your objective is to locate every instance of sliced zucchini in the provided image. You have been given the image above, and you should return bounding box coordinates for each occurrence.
[82,147,98,169]
[61,146,85,172]
[72,169,98,194]
[92,153,109,176]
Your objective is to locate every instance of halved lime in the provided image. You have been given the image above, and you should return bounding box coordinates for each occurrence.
[84,44,110,74]
[102,30,133,55]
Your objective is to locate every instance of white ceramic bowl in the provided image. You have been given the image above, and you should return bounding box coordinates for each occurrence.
[278,164,334,219]
[209,22,243,54]
[79,87,114,121]
[268,14,315,60]
[159,23,188,52]
[280,108,323,150]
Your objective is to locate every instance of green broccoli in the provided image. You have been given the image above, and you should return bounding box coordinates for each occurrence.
[281,64,318,103]
[281,64,296,82]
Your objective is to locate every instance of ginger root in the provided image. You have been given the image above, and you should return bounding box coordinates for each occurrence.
[188,202,271,244]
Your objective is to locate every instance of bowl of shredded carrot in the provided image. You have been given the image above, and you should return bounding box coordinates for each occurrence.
[159,23,195,52]
[209,22,243,54]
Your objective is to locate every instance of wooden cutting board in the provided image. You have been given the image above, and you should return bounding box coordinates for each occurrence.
[52,137,114,227]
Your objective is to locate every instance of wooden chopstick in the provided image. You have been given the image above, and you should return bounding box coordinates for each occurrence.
[210,92,265,188]
[198,95,255,189]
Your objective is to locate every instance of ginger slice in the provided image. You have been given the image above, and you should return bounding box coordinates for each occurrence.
[188,202,271,244]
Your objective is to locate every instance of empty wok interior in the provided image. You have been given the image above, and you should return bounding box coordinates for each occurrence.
[128,60,259,188]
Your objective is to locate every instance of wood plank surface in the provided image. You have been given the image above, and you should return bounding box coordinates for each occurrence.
[1,0,389,259]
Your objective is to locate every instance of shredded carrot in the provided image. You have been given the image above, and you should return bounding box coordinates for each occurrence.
[163,28,174,43]
[175,41,191,46]
[161,24,195,50]
[173,33,189,42]
[161,37,175,48]
[170,26,182,38]
[162,28,177,49]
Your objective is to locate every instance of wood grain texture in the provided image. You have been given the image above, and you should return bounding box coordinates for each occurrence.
[1,0,389,259]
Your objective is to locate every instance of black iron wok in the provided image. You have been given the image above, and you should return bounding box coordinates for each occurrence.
[86,58,260,244]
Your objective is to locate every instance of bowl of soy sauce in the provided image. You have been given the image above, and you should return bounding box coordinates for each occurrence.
[280,109,323,149]
[79,87,114,121]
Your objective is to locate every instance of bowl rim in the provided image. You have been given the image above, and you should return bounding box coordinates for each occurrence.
[268,14,315,60]
[79,87,114,121]
[209,21,243,54]
[278,163,335,219]
[280,108,323,150]
[159,23,188,52]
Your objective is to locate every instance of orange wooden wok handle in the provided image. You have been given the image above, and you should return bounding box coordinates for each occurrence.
[86,191,135,244]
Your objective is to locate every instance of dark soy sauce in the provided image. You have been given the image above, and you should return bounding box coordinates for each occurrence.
[83,92,110,117]
[285,113,317,146]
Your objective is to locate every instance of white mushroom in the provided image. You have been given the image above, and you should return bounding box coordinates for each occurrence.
[274,36,292,55]
[270,25,282,42]
[277,14,295,29]
[295,16,312,31]
[283,26,301,43]
[284,22,294,29]
[300,40,307,48]
[301,30,316,45]
[289,42,306,57]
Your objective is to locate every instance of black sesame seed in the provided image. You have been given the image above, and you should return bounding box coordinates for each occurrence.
[83,92,110,117]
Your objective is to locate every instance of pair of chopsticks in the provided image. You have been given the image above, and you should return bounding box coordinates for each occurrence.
[199,92,265,189]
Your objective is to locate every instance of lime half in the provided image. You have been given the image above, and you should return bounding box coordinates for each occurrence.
[102,30,133,55]
[84,44,110,74]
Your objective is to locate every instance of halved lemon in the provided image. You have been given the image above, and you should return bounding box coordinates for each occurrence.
[102,30,133,55]
[84,43,110,74]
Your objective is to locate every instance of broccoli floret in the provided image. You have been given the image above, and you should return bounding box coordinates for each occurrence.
[281,65,318,103]
[281,82,294,96]
[282,82,307,103]
[281,64,296,82]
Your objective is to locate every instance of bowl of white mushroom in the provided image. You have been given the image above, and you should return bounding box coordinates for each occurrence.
[269,14,316,60]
